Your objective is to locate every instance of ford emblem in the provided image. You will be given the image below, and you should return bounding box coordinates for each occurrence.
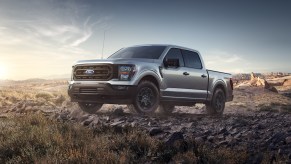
[84,69,95,75]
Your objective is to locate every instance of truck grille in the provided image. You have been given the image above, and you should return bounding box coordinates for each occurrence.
[74,64,114,81]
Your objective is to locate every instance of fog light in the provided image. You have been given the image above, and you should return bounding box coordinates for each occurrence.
[113,85,128,90]
[120,74,130,80]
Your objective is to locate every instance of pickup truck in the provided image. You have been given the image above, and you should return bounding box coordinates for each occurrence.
[68,44,233,115]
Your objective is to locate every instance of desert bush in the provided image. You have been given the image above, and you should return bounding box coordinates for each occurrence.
[281,105,291,113]
[257,104,278,112]
[0,114,286,163]
[54,95,66,105]
[257,102,291,113]
[35,92,54,101]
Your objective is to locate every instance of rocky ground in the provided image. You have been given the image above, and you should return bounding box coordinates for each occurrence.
[1,78,291,163]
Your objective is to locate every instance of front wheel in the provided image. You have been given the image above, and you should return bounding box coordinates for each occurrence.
[128,81,159,114]
[78,102,103,114]
[206,88,225,115]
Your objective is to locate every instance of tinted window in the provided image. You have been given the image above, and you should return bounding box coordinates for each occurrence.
[108,46,166,59]
[181,50,202,69]
[164,48,184,67]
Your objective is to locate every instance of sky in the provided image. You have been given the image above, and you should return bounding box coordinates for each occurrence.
[0,0,290,80]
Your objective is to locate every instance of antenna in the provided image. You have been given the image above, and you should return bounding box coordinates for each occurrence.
[101,31,106,59]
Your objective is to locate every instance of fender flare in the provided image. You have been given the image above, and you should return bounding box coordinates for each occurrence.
[133,70,162,87]
[208,80,227,100]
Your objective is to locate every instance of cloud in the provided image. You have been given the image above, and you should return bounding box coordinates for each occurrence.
[70,16,94,47]
[26,19,90,47]
[0,14,111,54]
[0,26,7,30]
[204,50,243,65]
[0,0,113,79]
[203,50,251,73]
[224,54,242,63]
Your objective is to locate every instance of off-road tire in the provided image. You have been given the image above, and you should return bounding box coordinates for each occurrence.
[78,103,103,114]
[128,80,159,114]
[158,104,175,114]
[206,88,225,115]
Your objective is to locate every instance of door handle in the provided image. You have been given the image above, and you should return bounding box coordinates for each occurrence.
[201,74,207,78]
[183,72,189,76]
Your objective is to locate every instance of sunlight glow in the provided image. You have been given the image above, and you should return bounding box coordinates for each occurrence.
[0,65,7,79]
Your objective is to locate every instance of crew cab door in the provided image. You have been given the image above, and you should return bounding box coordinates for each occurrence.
[180,49,208,100]
[161,48,208,100]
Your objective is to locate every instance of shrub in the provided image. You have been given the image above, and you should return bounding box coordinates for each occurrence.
[0,114,286,163]
[35,92,54,101]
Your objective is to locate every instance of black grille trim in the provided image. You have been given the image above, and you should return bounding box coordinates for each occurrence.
[73,64,113,81]
[80,88,97,93]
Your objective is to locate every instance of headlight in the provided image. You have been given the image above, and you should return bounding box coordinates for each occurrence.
[119,65,136,81]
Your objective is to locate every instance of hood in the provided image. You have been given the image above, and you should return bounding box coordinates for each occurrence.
[75,58,156,65]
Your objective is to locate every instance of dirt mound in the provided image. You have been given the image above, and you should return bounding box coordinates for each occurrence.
[283,79,291,86]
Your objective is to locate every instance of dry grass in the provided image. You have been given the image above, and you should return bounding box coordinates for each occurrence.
[0,114,258,163]
[258,102,291,113]
[0,86,69,112]
[0,80,290,162]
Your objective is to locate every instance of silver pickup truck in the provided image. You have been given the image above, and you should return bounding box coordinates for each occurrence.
[68,45,233,115]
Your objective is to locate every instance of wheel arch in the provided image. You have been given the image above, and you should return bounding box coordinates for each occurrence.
[138,75,160,89]
[134,71,161,89]
[208,80,227,101]
[214,83,226,96]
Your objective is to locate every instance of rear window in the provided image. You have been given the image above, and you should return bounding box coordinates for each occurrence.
[108,46,166,59]
[181,50,203,69]
[164,48,185,67]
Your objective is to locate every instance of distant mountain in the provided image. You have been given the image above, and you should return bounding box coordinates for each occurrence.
[0,79,16,85]
[0,75,69,84]
[233,72,291,80]
[42,74,71,80]
[22,78,47,82]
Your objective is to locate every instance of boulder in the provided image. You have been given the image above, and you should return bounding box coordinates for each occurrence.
[256,77,264,86]
[207,136,215,142]
[263,79,271,89]
[194,137,204,144]
[248,72,274,88]
[249,73,258,85]
[286,136,291,144]
[111,107,125,116]
[110,120,125,126]
[165,132,184,146]
[267,79,286,86]
[82,116,95,126]
[257,77,268,87]
[251,72,256,81]
[89,117,99,127]
[283,79,291,86]
[149,128,163,136]
[268,86,278,93]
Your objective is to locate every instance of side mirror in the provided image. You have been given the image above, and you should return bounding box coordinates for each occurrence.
[164,58,180,68]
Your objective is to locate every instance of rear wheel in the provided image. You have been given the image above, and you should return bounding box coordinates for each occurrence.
[128,81,159,114]
[206,88,225,115]
[78,102,103,114]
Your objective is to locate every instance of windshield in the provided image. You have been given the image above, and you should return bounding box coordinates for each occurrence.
[108,46,166,59]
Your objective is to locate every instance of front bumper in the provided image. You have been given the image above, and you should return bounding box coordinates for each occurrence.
[68,82,137,104]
